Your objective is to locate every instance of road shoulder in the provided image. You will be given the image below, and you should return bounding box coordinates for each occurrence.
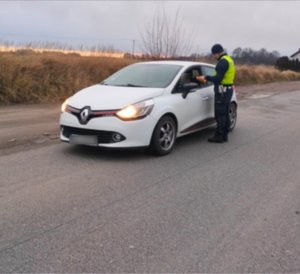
[1,81,300,155]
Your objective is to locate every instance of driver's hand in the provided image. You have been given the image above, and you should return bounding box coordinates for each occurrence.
[196,76,207,84]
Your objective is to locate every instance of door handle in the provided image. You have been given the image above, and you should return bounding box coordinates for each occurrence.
[201,96,209,100]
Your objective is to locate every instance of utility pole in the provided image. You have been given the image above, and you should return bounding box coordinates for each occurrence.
[132,39,135,57]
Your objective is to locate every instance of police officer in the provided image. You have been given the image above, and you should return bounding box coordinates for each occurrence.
[196,44,235,143]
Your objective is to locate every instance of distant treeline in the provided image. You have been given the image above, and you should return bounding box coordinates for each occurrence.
[227,48,300,73]
[275,56,300,72]
[0,39,121,53]
[231,47,280,65]
[189,47,282,66]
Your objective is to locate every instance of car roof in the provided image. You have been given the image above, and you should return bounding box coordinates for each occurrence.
[136,60,214,68]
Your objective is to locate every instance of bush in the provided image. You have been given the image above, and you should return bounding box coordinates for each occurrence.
[276,56,300,72]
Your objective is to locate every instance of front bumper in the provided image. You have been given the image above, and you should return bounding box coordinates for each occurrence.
[60,112,157,148]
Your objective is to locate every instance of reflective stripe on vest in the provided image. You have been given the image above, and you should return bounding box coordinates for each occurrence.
[220,55,235,85]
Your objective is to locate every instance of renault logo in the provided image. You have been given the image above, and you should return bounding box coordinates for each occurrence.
[79,106,91,124]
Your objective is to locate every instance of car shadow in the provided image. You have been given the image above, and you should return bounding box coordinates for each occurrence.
[175,127,215,148]
[62,144,149,161]
[61,127,216,161]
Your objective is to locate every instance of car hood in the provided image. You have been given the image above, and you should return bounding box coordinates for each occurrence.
[68,84,164,110]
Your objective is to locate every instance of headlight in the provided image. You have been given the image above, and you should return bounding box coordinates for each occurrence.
[116,99,154,121]
[61,99,69,112]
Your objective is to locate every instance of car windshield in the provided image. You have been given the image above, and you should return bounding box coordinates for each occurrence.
[101,63,183,88]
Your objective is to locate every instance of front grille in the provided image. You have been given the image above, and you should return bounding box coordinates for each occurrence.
[65,105,118,125]
[61,125,125,144]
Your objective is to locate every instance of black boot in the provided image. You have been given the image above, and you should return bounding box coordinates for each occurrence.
[208,135,224,143]
[223,135,228,142]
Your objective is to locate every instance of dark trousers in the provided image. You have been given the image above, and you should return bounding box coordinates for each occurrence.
[214,88,233,139]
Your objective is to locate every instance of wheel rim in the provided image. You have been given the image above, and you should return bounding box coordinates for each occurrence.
[159,121,175,151]
[229,104,237,129]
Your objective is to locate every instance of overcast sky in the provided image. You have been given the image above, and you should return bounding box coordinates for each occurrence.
[0,1,299,56]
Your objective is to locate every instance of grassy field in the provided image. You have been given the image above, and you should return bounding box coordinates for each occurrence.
[0,51,134,105]
[1,50,300,105]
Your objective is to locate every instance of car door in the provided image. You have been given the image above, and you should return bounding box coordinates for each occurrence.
[171,66,214,135]
[199,65,216,118]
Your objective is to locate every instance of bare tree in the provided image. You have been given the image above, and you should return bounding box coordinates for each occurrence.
[140,7,195,58]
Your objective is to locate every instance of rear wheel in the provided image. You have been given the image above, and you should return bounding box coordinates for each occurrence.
[229,102,237,131]
[150,116,176,156]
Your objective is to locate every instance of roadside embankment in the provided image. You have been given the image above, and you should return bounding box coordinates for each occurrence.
[1,81,300,156]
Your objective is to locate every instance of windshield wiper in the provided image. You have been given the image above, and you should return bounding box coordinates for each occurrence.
[113,83,146,87]
[125,83,146,87]
[101,83,147,87]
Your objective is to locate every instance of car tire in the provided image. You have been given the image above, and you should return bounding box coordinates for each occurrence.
[229,102,237,131]
[150,115,177,156]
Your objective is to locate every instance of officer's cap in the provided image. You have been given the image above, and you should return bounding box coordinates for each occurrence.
[211,44,224,54]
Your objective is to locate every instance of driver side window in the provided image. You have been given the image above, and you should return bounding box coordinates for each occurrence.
[201,66,215,77]
[200,66,215,87]
[173,67,202,93]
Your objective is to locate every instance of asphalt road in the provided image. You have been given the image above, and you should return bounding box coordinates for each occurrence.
[1,90,300,273]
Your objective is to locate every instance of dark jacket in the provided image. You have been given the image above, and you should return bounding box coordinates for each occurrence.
[205,53,229,86]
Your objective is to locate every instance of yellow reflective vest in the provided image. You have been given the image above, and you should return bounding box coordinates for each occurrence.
[220,55,235,85]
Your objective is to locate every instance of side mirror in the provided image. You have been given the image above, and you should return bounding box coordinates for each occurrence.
[181,82,199,99]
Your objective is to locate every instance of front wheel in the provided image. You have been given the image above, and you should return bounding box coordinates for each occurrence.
[150,116,177,156]
[229,102,237,131]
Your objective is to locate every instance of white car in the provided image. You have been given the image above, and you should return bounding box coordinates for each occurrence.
[60,61,237,155]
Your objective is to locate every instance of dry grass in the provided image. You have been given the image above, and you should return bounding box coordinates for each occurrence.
[235,65,300,85]
[1,51,300,105]
[0,51,134,105]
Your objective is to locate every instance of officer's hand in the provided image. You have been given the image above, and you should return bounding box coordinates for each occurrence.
[196,76,207,84]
